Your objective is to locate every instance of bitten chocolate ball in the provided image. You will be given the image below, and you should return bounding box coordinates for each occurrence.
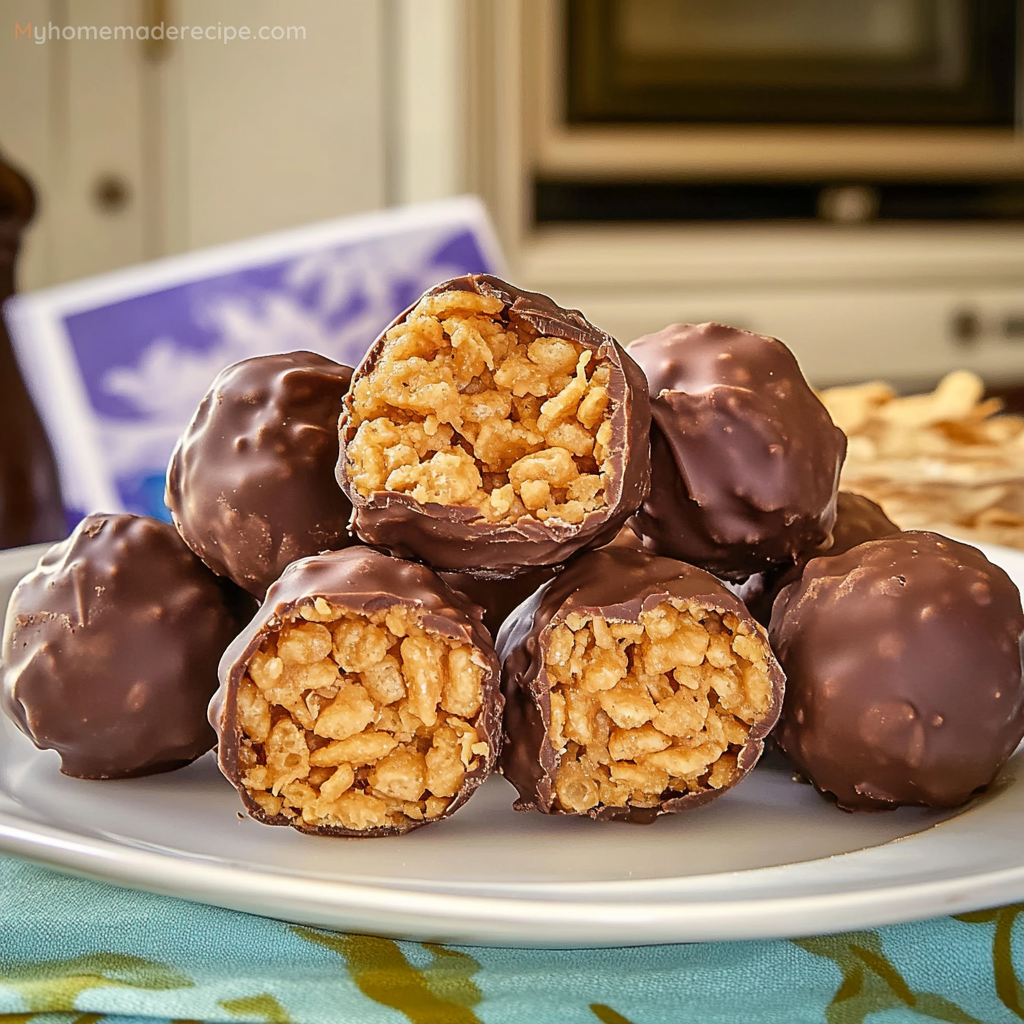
[1,514,246,779]
[167,351,357,598]
[337,274,651,577]
[744,491,900,625]
[627,322,847,580]
[770,531,1024,810]
[498,546,784,823]
[214,546,503,837]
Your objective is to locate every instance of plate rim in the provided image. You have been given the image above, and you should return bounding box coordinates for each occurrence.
[3,801,1024,947]
[4,539,1024,946]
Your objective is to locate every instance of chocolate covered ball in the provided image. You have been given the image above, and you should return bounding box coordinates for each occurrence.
[770,531,1024,810]
[167,351,357,598]
[743,491,900,624]
[823,490,901,552]
[1,514,246,779]
[627,322,847,580]
[438,565,559,639]
[499,546,784,823]
[214,546,503,837]
[337,274,651,577]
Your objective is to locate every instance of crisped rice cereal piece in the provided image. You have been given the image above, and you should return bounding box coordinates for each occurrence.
[337,274,651,577]
[498,546,784,823]
[213,548,503,836]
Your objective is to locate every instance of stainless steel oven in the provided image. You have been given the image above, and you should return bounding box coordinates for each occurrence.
[531,0,1024,225]
[568,0,1015,127]
[464,0,1024,388]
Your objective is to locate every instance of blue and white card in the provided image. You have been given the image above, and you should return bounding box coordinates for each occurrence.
[4,197,505,527]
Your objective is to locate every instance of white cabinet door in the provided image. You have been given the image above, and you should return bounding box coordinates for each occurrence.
[0,0,387,289]
[1,0,148,289]
[165,0,386,253]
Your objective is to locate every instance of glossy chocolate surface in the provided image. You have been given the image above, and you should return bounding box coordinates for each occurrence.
[336,274,652,576]
[1,514,244,779]
[167,351,356,598]
[497,545,784,823]
[770,531,1024,810]
[214,546,503,836]
[744,491,900,624]
[438,564,559,639]
[628,322,846,580]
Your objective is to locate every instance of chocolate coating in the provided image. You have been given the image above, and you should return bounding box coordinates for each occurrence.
[214,546,503,836]
[497,546,785,823]
[744,491,901,624]
[628,322,847,580]
[1,514,245,779]
[438,565,559,639]
[337,274,652,576]
[601,524,646,551]
[770,531,1024,810]
[167,351,357,598]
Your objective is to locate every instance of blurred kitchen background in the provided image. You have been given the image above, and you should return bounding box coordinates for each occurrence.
[7,0,1024,386]
[6,0,1024,546]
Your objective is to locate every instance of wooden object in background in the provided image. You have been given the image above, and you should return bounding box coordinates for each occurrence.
[0,153,65,548]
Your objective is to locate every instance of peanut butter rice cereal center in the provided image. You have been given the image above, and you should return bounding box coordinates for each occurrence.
[498,546,784,823]
[235,602,489,832]
[345,289,615,525]
[214,547,503,837]
[336,275,652,576]
[544,601,775,815]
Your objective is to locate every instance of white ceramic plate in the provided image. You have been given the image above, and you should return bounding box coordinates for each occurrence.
[3,541,1024,947]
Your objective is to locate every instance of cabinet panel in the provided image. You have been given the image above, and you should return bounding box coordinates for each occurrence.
[0,0,387,285]
[169,0,385,252]
[0,0,146,288]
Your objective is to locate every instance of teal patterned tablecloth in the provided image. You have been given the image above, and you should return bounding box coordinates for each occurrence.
[1,853,1023,1024]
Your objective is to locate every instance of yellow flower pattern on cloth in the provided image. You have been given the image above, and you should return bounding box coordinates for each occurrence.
[1,852,1023,1024]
